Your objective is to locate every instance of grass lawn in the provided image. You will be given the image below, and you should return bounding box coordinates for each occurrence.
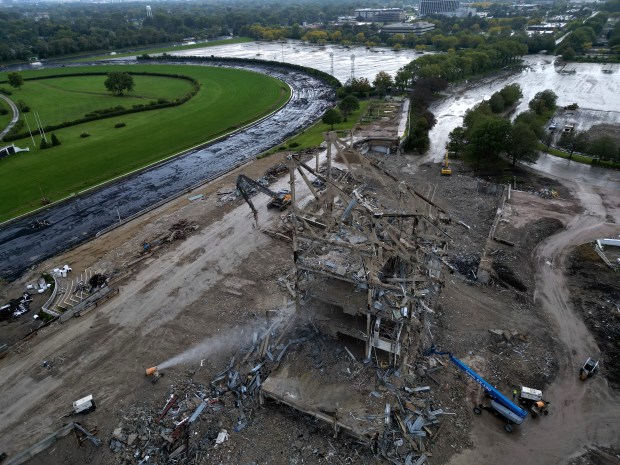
[266,100,370,154]
[0,64,290,221]
[14,75,195,126]
[538,143,593,164]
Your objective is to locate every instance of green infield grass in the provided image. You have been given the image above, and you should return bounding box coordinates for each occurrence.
[13,74,195,126]
[0,64,290,221]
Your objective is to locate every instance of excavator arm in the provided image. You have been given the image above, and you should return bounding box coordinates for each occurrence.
[236,175,292,223]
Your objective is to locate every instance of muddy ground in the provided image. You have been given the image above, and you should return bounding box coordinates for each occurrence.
[0,148,618,465]
[567,244,620,389]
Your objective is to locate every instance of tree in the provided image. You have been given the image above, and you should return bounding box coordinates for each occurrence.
[51,133,61,146]
[529,90,558,114]
[346,77,372,97]
[466,116,511,163]
[104,72,134,96]
[499,84,522,107]
[447,126,467,157]
[562,47,576,61]
[506,122,539,165]
[488,93,505,113]
[558,131,589,158]
[514,110,544,138]
[373,71,393,98]
[322,108,342,129]
[338,95,359,121]
[587,136,617,160]
[7,72,24,90]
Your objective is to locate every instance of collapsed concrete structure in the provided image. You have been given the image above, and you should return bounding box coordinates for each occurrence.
[262,132,452,447]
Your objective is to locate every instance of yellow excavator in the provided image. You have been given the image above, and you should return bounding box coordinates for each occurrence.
[236,174,292,224]
[441,152,452,175]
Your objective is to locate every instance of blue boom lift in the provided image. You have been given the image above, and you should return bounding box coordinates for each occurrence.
[428,349,528,433]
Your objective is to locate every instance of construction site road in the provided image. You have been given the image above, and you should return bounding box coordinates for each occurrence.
[0,60,334,280]
[446,172,620,464]
[0,150,312,458]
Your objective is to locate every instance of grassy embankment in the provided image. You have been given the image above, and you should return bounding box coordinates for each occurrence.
[0,65,290,221]
[263,100,371,156]
[0,98,11,129]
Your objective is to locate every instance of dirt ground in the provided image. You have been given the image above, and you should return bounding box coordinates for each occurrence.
[0,143,619,465]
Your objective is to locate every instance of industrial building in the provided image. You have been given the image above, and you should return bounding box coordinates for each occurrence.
[354,8,406,22]
[419,0,460,16]
[382,21,436,35]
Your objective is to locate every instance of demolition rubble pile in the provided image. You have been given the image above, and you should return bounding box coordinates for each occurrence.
[109,322,455,465]
[110,132,457,464]
[260,132,454,463]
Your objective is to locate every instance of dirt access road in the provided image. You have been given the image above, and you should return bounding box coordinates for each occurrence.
[0,152,297,459]
[447,177,620,464]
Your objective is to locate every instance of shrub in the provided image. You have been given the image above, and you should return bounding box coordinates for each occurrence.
[51,133,61,146]
[40,139,50,149]
[0,108,8,115]
[80,131,90,138]
[289,142,300,148]
[157,98,170,104]
[115,122,126,128]
[17,100,30,112]
[0,87,12,95]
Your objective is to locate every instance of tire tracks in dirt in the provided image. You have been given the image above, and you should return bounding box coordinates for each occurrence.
[448,180,620,464]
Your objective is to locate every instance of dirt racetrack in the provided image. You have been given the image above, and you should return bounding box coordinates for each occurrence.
[0,146,619,465]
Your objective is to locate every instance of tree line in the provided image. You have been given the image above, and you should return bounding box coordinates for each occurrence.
[0,0,594,64]
[0,0,357,62]
[447,86,557,167]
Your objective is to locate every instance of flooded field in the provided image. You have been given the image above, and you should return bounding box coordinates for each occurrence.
[170,39,422,84]
[172,44,619,163]
[428,55,620,161]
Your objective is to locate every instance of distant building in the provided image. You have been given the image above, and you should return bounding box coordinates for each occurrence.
[419,0,460,16]
[354,8,406,23]
[382,21,436,35]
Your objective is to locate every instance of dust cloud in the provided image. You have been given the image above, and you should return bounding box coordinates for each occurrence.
[155,313,283,371]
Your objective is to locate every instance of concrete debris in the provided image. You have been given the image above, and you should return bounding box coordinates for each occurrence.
[215,429,229,445]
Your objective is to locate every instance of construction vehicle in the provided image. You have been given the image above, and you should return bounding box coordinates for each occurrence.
[427,348,528,432]
[72,395,96,415]
[518,386,549,418]
[440,152,452,175]
[580,357,599,380]
[236,175,292,222]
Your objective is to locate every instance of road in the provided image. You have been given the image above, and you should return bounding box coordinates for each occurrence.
[0,60,334,280]
[0,93,19,140]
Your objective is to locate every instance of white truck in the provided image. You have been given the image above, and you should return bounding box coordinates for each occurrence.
[73,395,96,415]
[519,387,549,418]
